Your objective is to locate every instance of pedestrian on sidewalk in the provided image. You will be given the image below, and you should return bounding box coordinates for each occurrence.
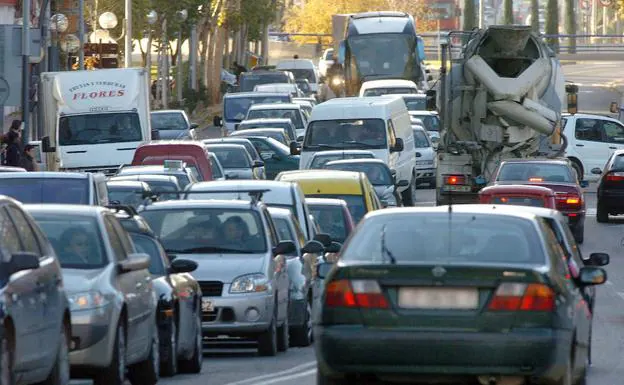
[20,144,39,171]
[3,130,21,167]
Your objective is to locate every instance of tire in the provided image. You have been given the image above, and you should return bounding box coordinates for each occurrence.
[316,364,343,385]
[127,320,159,385]
[597,201,609,223]
[574,225,584,244]
[42,322,70,385]
[290,301,312,347]
[401,174,416,206]
[160,320,178,377]
[0,328,15,385]
[257,314,277,356]
[178,314,203,374]
[570,159,584,182]
[93,322,126,385]
[588,323,593,367]
[277,316,289,353]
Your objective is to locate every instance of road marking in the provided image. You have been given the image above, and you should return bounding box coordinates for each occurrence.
[253,369,317,385]
[222,362,316,385]
[587,208,596,216]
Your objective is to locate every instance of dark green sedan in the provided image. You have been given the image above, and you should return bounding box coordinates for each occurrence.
[314,204,606,385]
[239,136,300,180]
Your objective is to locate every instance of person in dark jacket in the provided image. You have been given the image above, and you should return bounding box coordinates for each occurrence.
[3,130,21,167]
[20,144,39,171]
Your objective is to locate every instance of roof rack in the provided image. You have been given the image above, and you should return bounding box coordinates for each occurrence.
[106,204,139,217]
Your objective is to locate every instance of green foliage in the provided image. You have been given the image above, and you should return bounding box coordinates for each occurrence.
[503,0,513,24]
[564,0,576,53]
[226,0,279,40]
[463,0,476,30]
[530,0,539,32]
[545,0,559,51]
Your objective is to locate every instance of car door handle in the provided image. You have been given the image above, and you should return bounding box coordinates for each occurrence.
[610,146,617,149]
[575,144,584,147]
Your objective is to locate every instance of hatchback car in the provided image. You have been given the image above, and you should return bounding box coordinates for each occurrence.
[150,110,198,140]
[315,205,606,385]
[26,204,159,385]
[237,136,300,180]
[138,198,296,356]
[116,164,198,189]
[592,149,624,222]
[203,137,266,179]
[305,197,356,245]
[204,143,264,180]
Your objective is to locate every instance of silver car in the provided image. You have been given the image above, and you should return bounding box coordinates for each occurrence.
[204,143,265,180]
[304,149,376,170]
[139,198,296,356]
[26,204,160,385]
[413,127,436,187]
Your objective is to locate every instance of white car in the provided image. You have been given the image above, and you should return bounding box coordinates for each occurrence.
[359,79,419,97]
[318,48,334,77]
[246,103,309,141]
[413,126,436,187]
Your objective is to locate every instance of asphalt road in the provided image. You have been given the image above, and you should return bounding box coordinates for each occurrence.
[562,61,623,116]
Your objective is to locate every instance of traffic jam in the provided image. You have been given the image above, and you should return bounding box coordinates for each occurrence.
[0,13,621,385]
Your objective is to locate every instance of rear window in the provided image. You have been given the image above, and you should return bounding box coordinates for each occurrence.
[497,163,573,183]
[363,88,417,96]
[491,196,546,207]
[0,178,88,204]
[240,73,289,92]
[341,213,543,264]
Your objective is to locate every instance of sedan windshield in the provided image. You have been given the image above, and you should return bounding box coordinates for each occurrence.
[140,208,267,254]
[497,163,574,183]
[130,233,166,275]
[412,114,440,131]
[224,95,290,121]
[304,119,386,150]
[363,88,417,96]
[413,130,431,148]
[312,194,367,224]
[341,213,542,264]
[323,163,393,186]
[0,178,88,204]
[208,148,251,169]
[491,196,546,207]
[151,113,187,130]
[308,205,349,243]
[31,214,107,269]
[403,96,426,111]
[247,109,304,130]
[60,112,142,145]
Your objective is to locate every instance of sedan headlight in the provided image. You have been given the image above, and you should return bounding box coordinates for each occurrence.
[68,291,109,311]
[230,273,270,294]
[415,160,434,166]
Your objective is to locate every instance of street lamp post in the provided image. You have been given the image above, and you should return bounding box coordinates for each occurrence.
[125,0,132,67]
[145,10,158,72]
[78,0,85,69]
[176,9,187,103]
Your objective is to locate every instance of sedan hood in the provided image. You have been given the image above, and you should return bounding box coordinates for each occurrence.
[157,129,189,140]
[62,268,107,294]
[179,254,266,283]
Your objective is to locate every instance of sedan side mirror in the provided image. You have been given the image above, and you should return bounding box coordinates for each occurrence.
[579,266,607,286]
[190,122,199,129]
[41,136,56,153]
[273,240,296,256]
[290,141,300,155]
[391,138,404,153]
[8,252,40,275]
[252,160,265,168]
[118,253,150,273]
[591,168,602,175]
[302,240,325,254]
[396,179,409,187]
[170,258,198,274]
[213,116,223,127]
[325,241,342,253]
[317,262,333,279]
[313,233,332,247]
[587,252,610,266]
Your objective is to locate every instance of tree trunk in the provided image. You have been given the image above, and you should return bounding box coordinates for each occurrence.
[462,0,476,30]
[503,0,514,24]
[211,26,225,104]
[565,0,576,53]
[205,30,215,96]
[530,0,540,32]
[545,0,559,51]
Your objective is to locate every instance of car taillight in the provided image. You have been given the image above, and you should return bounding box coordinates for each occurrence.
[444,174,467,185]
[325,279,389,309]
[606,172,624,182]
[488,283,555,311]
[556,193,582,209]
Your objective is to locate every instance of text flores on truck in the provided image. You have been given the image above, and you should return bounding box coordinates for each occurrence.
[423,25,580,205]
[40,67,155,175]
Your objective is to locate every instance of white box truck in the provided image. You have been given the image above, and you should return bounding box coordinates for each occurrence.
[40,67,154,174]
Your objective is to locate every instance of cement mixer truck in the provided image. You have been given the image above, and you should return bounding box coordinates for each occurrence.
[425,25,578,205]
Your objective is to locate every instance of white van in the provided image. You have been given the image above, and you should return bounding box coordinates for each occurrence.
[275,59,320,93]
[299,96,418,205]
[359,79,419,97]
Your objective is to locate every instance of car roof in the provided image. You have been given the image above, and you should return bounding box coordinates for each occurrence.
[203,143,248,151]
[499,158,571,166]
[140,199,260,211]
[110,174,178,183]
[312,150,375,157]
[204,137,253,144]
[0,166,27,172]
[118,165,188,175]
[480,184,556,194]
[234,128,286,135]
[248,103,301,110]
[366,204,540,221]
[611,149,624,156]
[106,180,150,189]
[361,79,418,88]
[409,111,438,116]
[224,92,290,99]
[304,197,348,207]
[137,141,205,149]
[267,206,293,218]
[151,110,185,115]
[277,169,362,183]
[187,180,294,192]
[0,171,90,179]
[241,118,292,124]
[323,158,389,167]
[24,204,105,216]
[386,93,426,98]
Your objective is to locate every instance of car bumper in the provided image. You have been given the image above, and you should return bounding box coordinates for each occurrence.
[201,292,274,336]
[598,190,624,212]
[315,325,571,383]
[560,210,584,229]
[288,298,308,327]
[69,306,117,368]
[415,168,435,183]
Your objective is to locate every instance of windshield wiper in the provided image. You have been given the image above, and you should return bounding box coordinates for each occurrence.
[166,246,257,254]
[381,225,396,264]
[342,140,377,148]
[304,143,341,149]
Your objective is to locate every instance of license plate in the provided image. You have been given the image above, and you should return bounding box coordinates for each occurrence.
[442,185,471,192]
[398,287,479,309]
[201,298,214,312]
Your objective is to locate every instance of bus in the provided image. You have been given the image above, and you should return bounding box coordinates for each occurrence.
[338,12,425,96]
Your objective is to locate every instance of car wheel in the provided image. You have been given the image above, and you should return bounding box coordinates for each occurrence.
[277,315,289,352]
[94,321,126,385]
[128,319,159,385]
[290,301,312,347]
[401,175,416,206]
[570,159,584,182]
[574,224,584,244]
[0,328,15,385]
[178,314,203,374]
[316,364,343,385]
[257,314,277,356]
[597,202,609,223]
[42,322,70,385]
[161,319,178,377]
[588,323,593,367]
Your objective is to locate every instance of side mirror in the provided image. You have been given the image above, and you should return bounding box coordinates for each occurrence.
[8,252,40,275]
[610,101,619,114]
[415,152,422,158]
[580,180,589,188]
[273,240,296,256]
[587,252,610,266]
[290,141,300,155]
[325,241,342,253]
[313,233,332,247]
[391,138,404,153]
[151,129,160,140]
[213,116,223,127]
[591,167,602,175]
[170,258,198,274]
[252,160,265,168]
[302,240,325,254]
[396,179,409,187]
[578,266,607,286]
[316,262,333,279]
[190,122,199,129]
[118,253,150,273]
[425,89,437,111]
[41,136,55,153]
[565,84,578,115]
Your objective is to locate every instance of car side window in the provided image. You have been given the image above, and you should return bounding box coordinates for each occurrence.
[386,119,397,147]
[109,216,136,254]
[575,118,605,142]
[539,219,574,287]
[7,206,41,255]
[603,121,624,144]
[254,140,276,160]
[263,209,280,247]
[104,217,128,261]
[0,207,23,255]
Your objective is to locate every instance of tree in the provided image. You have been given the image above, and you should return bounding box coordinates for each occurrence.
[463,0,476,30]
[545,0,559,51]
[503,0,513,24]
[530,0,539,32]
[565,0,576,53]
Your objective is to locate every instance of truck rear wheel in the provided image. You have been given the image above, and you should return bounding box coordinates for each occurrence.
[401,175,416,206]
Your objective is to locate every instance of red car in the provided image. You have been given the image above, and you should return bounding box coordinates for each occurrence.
[479,184,557,208]
[131,141,214,181]
[490,159,587,243]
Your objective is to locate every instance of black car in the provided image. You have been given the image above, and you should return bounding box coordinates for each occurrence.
[592,149,624,222]
[109,205,204,377]
[0,195,71,384]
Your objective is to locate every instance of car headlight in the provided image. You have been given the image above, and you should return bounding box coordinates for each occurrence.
[331,77,343,86]
[68,291,109,311]
[230,273,270,293]
[415,160,434,166]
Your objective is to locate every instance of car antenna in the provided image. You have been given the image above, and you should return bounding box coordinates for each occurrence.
[381,224,396,264]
